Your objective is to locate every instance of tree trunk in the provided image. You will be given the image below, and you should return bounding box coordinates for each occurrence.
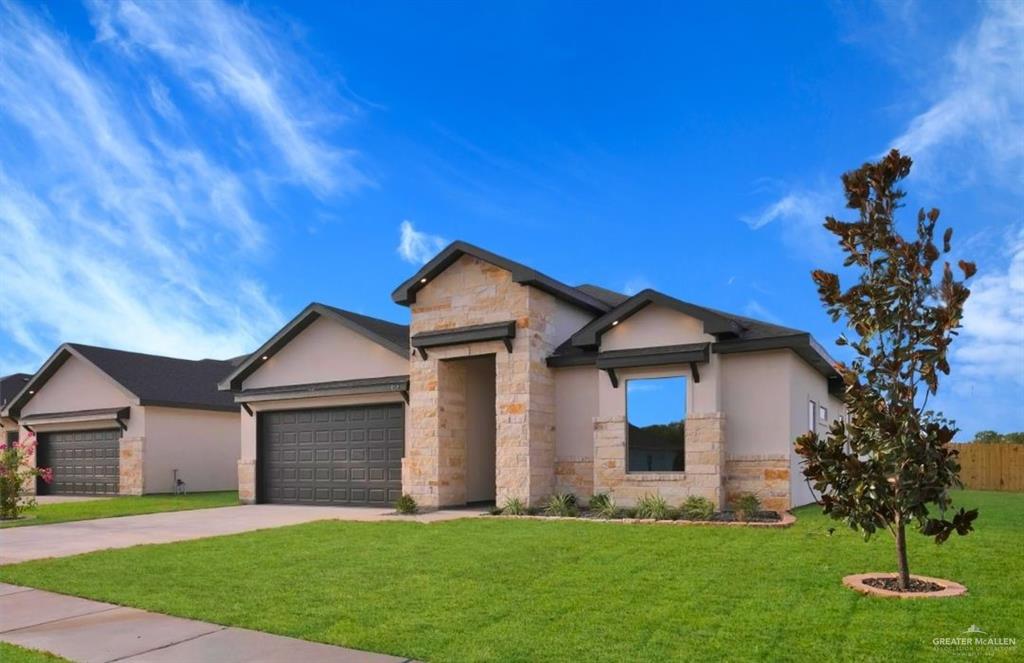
[895,516,911,591]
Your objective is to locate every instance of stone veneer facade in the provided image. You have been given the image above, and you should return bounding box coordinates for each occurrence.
[593,413,727,507]
[118,435,144,496]
[554,457,594,499]
[403,255,561,508]
[238,458,256,504]
[724,455,790,512]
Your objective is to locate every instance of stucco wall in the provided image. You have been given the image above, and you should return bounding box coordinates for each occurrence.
[554,365,598,459]
[20,355,134,418]
[142,406,240,493]
[600,304,709,351]
[243,316,409,389]
[719,350,791,457]
[788,353,845,507]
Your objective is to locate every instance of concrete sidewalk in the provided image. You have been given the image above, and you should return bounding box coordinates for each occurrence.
[0,583,415,663]
[1,504,483,565]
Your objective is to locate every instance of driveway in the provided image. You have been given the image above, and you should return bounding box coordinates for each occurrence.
[0,505,482,565]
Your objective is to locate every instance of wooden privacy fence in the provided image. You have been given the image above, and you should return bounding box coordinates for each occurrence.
[956,444,1024,492]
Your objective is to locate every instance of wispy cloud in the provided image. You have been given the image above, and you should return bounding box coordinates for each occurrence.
[740,188,839,260]
[397,220,447,264]
[888,2,1023,186]
[87,0,370,197]
[953,224,1024,385]
[0,0,353,369]
[742,3,1023,256]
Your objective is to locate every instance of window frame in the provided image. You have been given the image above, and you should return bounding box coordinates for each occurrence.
[808,400,817,433]
[624,373,688,474]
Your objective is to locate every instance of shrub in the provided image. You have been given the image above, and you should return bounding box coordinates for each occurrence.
[679,495,715,521]
[0,433,52,521]
[634,494,672,520]
[732,493,762,522]
[544,492,578,517]
[502,496,527,515]
[589,492,618,519]
[394,494,418,514]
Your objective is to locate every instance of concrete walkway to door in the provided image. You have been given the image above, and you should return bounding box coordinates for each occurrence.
[0,504,484,565]
[0,583,415,662]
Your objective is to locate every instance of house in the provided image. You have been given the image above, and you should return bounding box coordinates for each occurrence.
[0,344,242,496]
[1,372,31,442]
[221,242,844,512]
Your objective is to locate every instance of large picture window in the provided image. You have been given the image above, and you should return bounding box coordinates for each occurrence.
[626,376,686,472]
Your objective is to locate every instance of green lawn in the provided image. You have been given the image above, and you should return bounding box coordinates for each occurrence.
[0,642,69,663]
[1,490,1020,662]
[0,491,239,528]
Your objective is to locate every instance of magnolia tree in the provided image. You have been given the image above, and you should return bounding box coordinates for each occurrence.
[795,150,978,591]
[0,433,53,520]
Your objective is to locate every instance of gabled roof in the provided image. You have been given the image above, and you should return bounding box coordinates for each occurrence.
[219,303,410,391]
[1,344,239,418]
[569,289,746,348]
[0,373,31,410]
[391,241,611,314]
[548,286,842,390]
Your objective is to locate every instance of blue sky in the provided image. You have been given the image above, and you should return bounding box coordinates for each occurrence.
[0,1,1020,437]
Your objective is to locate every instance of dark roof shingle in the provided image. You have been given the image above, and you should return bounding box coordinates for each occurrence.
[0,373,31,409]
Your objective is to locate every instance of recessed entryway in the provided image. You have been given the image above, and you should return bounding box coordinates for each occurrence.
[463,355,497,503]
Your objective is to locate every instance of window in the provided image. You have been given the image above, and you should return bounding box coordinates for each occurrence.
[626,376,686,472]
[808,400,816,433]
[819,405,828,422]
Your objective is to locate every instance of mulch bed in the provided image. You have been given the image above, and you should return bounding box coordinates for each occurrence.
[842,572,967,598]
[863,576,944,593]
[485,509,796,528]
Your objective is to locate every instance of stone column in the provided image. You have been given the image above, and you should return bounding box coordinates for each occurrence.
[684,413,726,508]
[238,459,256,504]
[436,359,467,506]
[592,415,627,496]
[119,436,144,495]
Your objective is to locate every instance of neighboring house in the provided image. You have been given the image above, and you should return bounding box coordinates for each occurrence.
[0,372,31,442]
[223,242,843,512]
[0,344,242,496]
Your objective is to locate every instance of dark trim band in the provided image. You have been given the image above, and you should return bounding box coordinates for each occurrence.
[411,321,516,360]
[235,375,410,403]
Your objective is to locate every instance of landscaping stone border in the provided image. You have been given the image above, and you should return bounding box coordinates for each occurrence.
[842,573,967,599]
[481,511,796,528]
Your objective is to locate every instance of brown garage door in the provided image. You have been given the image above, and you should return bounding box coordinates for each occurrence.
[258,404,404,506]
[37,429,120,495]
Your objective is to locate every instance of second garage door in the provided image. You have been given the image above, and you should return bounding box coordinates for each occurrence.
[37,429,120,495]
[259,403,404,506]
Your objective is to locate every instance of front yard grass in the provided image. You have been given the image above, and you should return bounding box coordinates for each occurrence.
[0,491,239,528]
[0,490,1019,661]
[0,642,69,662]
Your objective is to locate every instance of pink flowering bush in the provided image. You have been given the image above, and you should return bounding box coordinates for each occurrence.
[0,433,52,520]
